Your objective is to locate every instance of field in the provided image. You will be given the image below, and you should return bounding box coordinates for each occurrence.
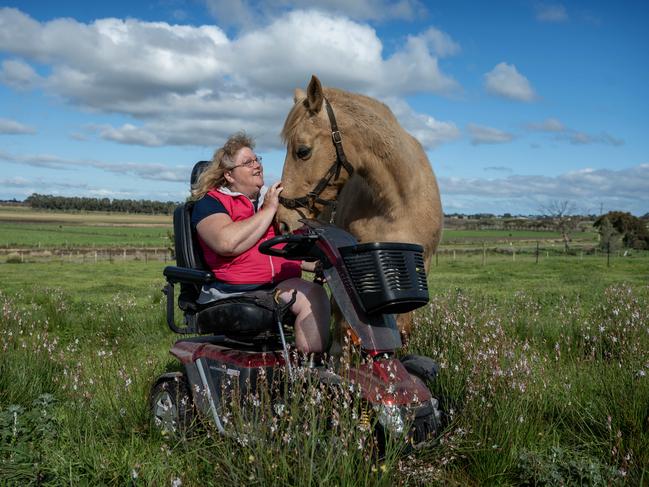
[0,207,598,257]
[1,209,648,485]
[0,207,171,250]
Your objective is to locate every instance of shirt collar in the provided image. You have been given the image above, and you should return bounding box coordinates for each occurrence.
[218,186,267,211]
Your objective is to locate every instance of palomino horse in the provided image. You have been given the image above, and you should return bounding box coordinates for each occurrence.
[277,75,443,344]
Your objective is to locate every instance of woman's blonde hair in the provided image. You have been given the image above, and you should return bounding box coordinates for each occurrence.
[192,131,255,199]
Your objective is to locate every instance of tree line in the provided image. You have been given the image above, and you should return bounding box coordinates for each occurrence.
[25,193,179,215]
[594,211,649,250]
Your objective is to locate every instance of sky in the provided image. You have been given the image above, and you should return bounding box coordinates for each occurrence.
[0,0,648,216]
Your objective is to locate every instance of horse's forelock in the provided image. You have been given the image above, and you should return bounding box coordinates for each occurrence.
[280,101,304,147]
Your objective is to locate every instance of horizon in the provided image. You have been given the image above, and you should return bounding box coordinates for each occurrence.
[1,1,648,216]
[4,193,645,219]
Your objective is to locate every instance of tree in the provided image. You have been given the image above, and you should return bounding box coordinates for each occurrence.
[539,200,579,252]
[595,216,622,252]
[594,212,649,250]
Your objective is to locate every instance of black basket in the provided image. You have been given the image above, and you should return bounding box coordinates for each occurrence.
[339,242,429,315]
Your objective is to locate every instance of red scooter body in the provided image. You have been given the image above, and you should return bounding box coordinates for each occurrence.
[153,220,442,445]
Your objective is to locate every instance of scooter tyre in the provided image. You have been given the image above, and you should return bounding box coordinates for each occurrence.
[150,373,196,436]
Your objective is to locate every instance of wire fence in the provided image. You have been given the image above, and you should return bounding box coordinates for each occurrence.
[2,247,172,264]
[434,241,647,266]
[2,242,647,266]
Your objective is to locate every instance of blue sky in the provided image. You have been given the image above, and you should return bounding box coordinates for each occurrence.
[1,0,647,215]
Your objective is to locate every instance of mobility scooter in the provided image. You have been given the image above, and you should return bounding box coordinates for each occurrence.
[150,162,443,449]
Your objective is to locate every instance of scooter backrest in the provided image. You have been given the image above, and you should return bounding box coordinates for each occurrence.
[173,160,213,270]
[173,202,207,271]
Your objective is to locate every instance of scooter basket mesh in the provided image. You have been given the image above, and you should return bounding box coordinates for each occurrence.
[339,242,429,314]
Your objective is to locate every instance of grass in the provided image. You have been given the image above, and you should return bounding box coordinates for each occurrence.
[0,207,172,249]
[1,254,648,485]
[0,222,171,249]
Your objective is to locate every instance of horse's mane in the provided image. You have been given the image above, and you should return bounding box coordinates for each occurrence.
[281,87,405,162]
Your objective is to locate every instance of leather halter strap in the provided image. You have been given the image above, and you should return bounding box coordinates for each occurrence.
[279,98,354,218]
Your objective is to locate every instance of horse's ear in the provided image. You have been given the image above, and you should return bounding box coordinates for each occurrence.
[305,75,323,113]
[293,88,306,104]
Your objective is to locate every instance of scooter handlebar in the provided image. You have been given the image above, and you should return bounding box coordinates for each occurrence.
[258,233,320,260]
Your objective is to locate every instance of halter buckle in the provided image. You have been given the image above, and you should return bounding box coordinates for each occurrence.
[306,192,317,208]
[331,130,342,144]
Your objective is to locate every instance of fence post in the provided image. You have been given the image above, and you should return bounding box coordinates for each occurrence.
[535,241,539,264]
[482,242,486,266]
[607,241,611,267]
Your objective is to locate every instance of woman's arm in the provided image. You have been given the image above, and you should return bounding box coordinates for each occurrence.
[196,182,283,257]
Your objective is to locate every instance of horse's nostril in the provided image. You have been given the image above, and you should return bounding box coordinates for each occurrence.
[279,221,290,234]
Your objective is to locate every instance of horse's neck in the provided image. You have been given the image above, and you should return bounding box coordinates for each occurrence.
[349,137,414,212]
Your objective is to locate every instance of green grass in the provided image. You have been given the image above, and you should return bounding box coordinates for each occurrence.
[0,222,171,249]
[1,256,648,485]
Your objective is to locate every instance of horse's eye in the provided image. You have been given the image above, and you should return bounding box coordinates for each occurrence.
[296,145,312,160]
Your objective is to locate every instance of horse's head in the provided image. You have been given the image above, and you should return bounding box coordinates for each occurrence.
[277,75,353,232]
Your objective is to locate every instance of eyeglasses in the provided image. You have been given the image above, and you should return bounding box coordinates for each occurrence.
[232,155,263,169]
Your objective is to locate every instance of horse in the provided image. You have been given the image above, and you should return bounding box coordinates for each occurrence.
[277,75,443,346]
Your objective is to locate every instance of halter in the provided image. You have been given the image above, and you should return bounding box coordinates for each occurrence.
[279,98,354,220]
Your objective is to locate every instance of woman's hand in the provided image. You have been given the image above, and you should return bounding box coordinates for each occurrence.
[263,181,283,213]
[302,260,325,284]
[198,181,283,257]
[301,260,318,272]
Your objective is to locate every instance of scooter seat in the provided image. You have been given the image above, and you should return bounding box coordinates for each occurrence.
[195,291,279,338]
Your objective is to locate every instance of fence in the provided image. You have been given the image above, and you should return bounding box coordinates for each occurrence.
[434,241,647,267]
[2,242,647,266]
[2,247,172,264]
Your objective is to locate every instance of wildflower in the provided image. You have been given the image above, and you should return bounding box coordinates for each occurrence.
[171,478,182,487]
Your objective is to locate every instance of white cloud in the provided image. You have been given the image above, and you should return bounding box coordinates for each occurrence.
[535,4,568,23]
[484,166,513,173]
[386,98,460,149]
[567,131,624,146]
[527,118,565,132]
[484,62,536,102]
[467,123,514,145]
[526,118,624,146]
[0,118,36,134]
[0,59,41,90]
[0,175,180,200]
[99,124,164,147]
[0,7,460,150]
[0,150,189,182]
[439,164,649,214]
[417,27,461,58]
[203,0,426,26]
[1,176,30,187]
[0,7,460,149]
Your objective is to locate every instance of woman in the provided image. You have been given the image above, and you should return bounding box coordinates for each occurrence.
[191,132,330,354]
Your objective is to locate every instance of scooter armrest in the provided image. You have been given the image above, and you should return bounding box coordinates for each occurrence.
[163,266,215,284]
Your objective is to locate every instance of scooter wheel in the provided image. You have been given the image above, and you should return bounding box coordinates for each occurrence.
[149,373,195,435]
